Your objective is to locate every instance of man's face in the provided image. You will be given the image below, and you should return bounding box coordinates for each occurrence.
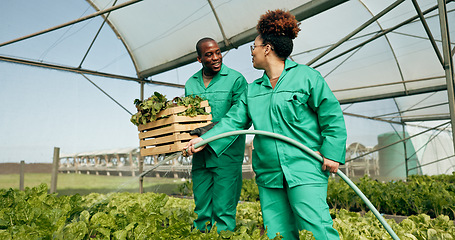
[197,40,222,76]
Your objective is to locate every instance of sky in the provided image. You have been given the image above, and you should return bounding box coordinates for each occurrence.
[0,0,263,163]
[1,0,451,166]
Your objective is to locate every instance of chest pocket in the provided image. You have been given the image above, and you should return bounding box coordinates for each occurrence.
[205,91,231,120]
[278,91,310,123]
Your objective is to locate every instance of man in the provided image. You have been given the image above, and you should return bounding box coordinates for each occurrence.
[185,37,248,232]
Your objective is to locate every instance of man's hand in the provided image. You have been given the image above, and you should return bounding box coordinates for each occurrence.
[316,151,339,173]
[183,137,206,156]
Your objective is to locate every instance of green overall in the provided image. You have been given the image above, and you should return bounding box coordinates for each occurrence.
[185,64,247,232]
[202,60,347,239]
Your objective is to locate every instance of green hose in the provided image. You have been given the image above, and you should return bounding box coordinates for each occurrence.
[190,130,400,240]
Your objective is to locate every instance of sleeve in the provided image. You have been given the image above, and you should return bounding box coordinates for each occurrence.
[308,74,347,164]
[184,80,190,97]
[231,74,248,106]
[201,90,252,157]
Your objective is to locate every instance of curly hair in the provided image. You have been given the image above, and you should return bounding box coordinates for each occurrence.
[256,10,301,59]
[256,9,300,39]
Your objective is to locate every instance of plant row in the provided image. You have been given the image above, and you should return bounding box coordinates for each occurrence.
[327,174,455,219]
[2,183,453,239]
[231,174,455,220]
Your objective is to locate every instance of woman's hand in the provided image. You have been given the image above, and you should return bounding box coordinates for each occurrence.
[316,151,339,173]
[183,137,206,156]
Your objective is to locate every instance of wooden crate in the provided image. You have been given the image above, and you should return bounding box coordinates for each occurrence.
[138,101,212,156]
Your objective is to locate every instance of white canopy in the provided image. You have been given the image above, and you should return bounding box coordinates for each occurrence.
[86,0,454,122]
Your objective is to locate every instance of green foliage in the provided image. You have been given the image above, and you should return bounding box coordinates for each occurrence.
[0,185,276,239]
[240,179,260,202]
[131,92,167,126]
[2,177,455,239]
[178,180,193,196]
[327,174,455,219]
[333,209,455,240]
[130,92,209,126]
[170,95,210,117]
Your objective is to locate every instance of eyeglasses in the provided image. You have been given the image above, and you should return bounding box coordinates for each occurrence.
[250,44,266,52]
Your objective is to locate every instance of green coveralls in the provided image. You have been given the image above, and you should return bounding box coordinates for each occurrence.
[202,60,347,239]
[185,64,248,232]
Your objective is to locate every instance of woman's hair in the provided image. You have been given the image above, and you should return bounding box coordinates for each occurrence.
[256,10,301,59]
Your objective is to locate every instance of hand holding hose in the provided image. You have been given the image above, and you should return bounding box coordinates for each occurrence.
[322,158,340,173]
[316,151,339,173]
[182,123,217,157]
[183,137,206,156]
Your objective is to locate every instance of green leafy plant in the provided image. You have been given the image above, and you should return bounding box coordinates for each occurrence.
[130,92,209,126]
[240,179,260,202]
[238,174,455,220]
[327,174,455,219]
[1,183,455,239]
[177,180,193,196]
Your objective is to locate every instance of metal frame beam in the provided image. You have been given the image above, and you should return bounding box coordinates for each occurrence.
[137,0,349,78]
[338,84,447,104]
[411,0,444,66]
[307,0,405,66]
[207,0,230,47]
[345,121,451,163]
[313,2,441,69]
[0,0,142,48]
[438,0,455,154]
[374,102,448,118]
[333,76,445,93]
[0,55,184,88]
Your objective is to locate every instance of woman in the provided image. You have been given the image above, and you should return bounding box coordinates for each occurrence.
[186,10,346,239]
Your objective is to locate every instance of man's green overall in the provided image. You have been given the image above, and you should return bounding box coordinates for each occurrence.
[185,64,247,232]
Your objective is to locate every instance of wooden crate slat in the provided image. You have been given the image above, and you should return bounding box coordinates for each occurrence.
[140,133,193,147]
[138,122,211,139]
[155,106,187,118]
[140,100,210,127]
[140,142,188,156]
[200,100,209,107]
[138,114,212,131]
[137,100,211,156]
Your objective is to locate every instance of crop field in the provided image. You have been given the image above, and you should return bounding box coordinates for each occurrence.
[0,173,185,196]
[1,174,454,239]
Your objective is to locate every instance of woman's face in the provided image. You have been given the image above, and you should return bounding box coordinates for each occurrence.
[251,36,266,69]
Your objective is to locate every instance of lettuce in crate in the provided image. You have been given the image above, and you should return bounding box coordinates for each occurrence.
[130,92,209,126]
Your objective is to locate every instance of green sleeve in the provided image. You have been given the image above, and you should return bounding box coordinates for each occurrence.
[204,75,248,157]
[231,75,248,105]
[202,91,251,156]
[309,74,347,164]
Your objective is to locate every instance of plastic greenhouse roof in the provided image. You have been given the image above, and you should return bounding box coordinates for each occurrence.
[1,0,453,125]
[85,0,454,123]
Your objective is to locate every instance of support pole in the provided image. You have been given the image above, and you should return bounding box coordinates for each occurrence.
[139,81,145,193]
[139,155,144,193]
[207,0,231,47]
[19,160,25,191]
[140,81,144,101]
[402,124,409,179]
[50,147,60,194]
[437,0,455,153]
